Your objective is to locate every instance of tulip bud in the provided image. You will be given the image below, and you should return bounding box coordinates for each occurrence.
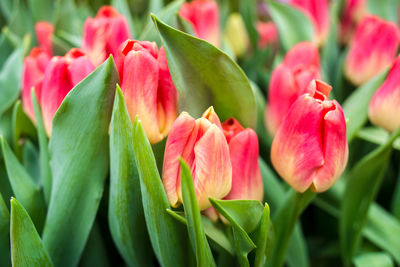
[162,107,232,211]
[271,80,348,193]
[256,21,279,49]
[369,56,400,132]
[265,42,321,135]
[179,0,221,47]
[115,39,178,144]
[35,21,54,56]
[290,0,330,45]
[41,49,95,136]
[338,0,366,44]
[222,118,263,201]
[82,6,131,66]
[345,15,399,86]
[21,48,51,123]
[224,13,249,57]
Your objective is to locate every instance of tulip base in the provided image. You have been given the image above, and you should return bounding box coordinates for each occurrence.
[267,189,316,267]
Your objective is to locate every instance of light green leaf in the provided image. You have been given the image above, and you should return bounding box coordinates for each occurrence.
[367,0,399,23]
[252,204,271,267]
[267,0,314,51]
[109,86,153,267]
[42,57,118,267]
[0,192,10,267]
[180,159,216,267]
[357,127,400,151]
[132,117,192,267]
[353,252,393,267]
[10,198,53,267]
[340,127,400,264]
[151,14,257,128]
[0,137,45,231]
[343,69,388,142]
[28,0,54,22]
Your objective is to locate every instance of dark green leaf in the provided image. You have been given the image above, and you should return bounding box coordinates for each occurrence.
[22,140,40,185]
[340,127,400,264]
[42,57,118,267]
[357,127,400,151]
[151,14,257,128]
[0,137,45,231]
[10,198,52,267]
[267,0,314,51]
[180,159,216,267]
[0,192,10,267]
[353,252,393,267]
[132,117,192,267]
[80,223,110,267]
[252,204,271,267]
[109,86,153,267]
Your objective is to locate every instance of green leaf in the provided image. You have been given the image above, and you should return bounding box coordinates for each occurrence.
[0,47,23,116]
[166,209,234,255]
[252,204,271,267]
[140,0,184,42]
[131,117,192,267]
[109,86,153,267]
[28,0,54,22]
[0,192,10,267]
[353,252,393,267]
[357,127,400,151]
[80,223,110,267]
[267,0,314,51]
[343,69,388,142]
[239,0,258,50]
[367,0,399,23]
[340,127,400,264]
[151,14,257,128]
[10,198,53,267]
[180,159,216,267]
[22,140,40,185]
[0,137,45,231]
[210,199,261,267]
[42,57,118,267]
[32,91,52,204]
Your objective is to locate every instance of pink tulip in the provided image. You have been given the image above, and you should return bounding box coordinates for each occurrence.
[179,0,220,47]
[82,6,131,66]
[115,39,178,144]
[345,15,399,85]
[369,56,400,132]
[256,21,279,49]
[222,118,263,201]
[21,48,51,123]
[290,0,330,45]
[271,80,348,193]
[338,0,366,44]
[41,48,95,136]
[265,42,321,135]
[35,21,54,56]
[162,107,232,211]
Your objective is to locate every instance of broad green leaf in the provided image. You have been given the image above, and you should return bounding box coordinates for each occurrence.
[340,127,400,265]
[353,252,393,267]
[151,14,257,128]
[10,198,52,267]
[22,140,40,185]
[259,158,310,267]
[0,33,16,69]
[267,0,314,51]
[252,204,271,267]
[357,127,400,151]
[42,57,118,267]
[112,0,136,38]
[0,47,23,116]
[11,101,37,160]
[0,192,10,267]
[28,0,54,22]
[210,198,259,267]
[0,137,45,231]
[109,86,153,267]
[367,0,399,23]
[140,0,184,42]
[32,91,52,204]
[180,159,216,267]
[343,69,388,142]
[80,223,110,267]
[166,209,234,255]
[131,117,192,267]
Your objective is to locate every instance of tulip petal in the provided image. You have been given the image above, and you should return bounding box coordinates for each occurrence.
[201,106,222,129]
[283,42,320,70]
[35,21,54,56]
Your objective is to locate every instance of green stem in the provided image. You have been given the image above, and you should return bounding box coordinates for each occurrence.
[267,189,316,267]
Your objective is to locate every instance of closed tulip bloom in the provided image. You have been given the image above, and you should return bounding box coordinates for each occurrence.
[82,6,131,66]
[265,42,320,135]
[162,107,232,211]
[271,80,348,193]
[345,15,399,86]
[21,48,51,123]
[222,118,263,201]
[179,0,220,47]
[224,13,249,57]
[35,21,54,56]
[115,40,178,144]
[338,0,366,44]
[256,21,279,49]
[41,49,95,136]
[290,0,330,45]
[369,56,400,132]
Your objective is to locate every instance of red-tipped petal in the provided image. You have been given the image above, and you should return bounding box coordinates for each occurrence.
[201,106,222,129]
